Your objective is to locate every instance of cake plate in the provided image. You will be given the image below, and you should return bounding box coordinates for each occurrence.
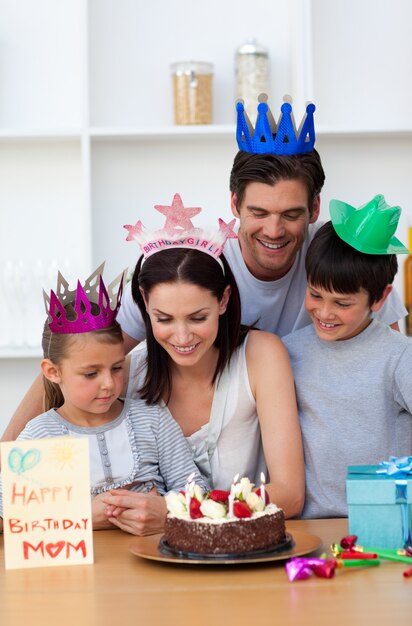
[129,530,322,565]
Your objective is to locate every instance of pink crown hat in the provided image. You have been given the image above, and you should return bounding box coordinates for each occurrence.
[44,263,127,334]
[123,193,237,268]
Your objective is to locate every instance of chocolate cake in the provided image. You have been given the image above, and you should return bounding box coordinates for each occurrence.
[163,478,286,555]
[164,505,286,555]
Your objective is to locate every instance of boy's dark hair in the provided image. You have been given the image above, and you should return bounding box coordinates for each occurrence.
[229,149,325,216]
[305,221,398,305]
[132,248,247,405]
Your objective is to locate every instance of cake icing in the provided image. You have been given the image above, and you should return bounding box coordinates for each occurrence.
[164,477,286,555]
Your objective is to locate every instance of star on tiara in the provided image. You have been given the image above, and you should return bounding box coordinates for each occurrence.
[236,94,316,155]
[124,193,237,263]
[44,263,126,334]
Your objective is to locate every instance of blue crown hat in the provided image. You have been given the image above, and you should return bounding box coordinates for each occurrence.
[236,94,316,156]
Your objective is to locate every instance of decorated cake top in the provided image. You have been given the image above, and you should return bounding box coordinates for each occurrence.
[165,475,280,523]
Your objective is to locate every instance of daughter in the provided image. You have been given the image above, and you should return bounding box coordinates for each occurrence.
[0,266,205,532]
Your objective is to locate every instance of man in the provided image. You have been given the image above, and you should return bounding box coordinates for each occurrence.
[2,97,405,440]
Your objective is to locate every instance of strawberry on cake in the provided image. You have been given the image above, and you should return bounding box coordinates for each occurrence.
[163,477,287,555]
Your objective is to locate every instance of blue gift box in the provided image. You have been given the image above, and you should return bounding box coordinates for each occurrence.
[347,464,412,549]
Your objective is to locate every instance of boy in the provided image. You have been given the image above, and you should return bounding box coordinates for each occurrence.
[283,194,412,519]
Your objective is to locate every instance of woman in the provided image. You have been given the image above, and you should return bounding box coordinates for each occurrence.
[102,241,304,534]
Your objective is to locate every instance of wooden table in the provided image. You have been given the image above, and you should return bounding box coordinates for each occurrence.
[1,519,411,626]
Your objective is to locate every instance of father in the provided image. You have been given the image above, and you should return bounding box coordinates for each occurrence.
[2,96,405,443]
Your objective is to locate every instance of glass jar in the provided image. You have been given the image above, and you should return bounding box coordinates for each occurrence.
[235,39,269,123]
[170,61,213,125]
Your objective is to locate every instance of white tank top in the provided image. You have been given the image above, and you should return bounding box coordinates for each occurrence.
[126,335,267,489]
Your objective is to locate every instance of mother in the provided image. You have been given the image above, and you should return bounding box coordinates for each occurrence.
[102,211,304,534]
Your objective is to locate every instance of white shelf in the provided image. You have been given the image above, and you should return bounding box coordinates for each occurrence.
[0,130,82,142]
[89,124,236,140]
[316,127,412,139]
[1,124,412,144]
[91,125,412,141]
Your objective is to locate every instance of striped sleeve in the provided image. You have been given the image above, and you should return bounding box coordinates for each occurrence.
[17,413,66,440]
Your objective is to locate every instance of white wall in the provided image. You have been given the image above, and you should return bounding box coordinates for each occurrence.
[1,360,40,436]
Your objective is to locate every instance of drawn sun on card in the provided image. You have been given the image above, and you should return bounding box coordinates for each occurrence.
[49,441,78,470]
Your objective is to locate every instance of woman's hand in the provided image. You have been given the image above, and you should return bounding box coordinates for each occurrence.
[102,488,167,536]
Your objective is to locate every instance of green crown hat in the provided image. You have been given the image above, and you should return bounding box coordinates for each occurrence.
[329,194,409,255]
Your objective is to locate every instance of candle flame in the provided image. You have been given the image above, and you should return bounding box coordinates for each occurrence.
[260,472,266,483]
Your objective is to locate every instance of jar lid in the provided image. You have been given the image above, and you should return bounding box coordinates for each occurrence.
[170,61,214,75]
[236,38,268,56]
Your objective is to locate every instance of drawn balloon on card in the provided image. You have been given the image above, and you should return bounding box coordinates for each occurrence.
[8,447,41,474]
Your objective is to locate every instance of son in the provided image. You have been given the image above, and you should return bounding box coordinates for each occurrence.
[283,194,412,519]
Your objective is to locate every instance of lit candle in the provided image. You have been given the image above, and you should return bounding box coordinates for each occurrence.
[228,493,234,517]
[260,472,266,505]
[229,473,239,517]
[185,472,196,510]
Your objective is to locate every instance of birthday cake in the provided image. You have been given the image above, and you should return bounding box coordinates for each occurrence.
[164,477,286,555]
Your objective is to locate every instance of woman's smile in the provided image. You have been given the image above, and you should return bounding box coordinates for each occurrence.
[143,280,229,369]
[171,342,200,354]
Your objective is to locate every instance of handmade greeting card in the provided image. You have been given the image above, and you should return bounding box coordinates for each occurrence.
[1,437,93,570]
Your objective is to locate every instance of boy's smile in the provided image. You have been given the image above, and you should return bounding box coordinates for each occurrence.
[305,284,374,341]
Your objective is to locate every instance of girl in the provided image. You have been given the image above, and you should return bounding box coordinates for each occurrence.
[102,203,305,534]
[0,269,206,532]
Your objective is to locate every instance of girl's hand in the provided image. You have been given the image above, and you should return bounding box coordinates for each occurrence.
[91,492,117,530]
[104,481,149,518]
[102,488,167,536]
[105,481,146,518]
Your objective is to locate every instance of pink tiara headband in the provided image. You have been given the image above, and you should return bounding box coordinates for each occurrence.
[123,193,237,271]
[43,263,126,334]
